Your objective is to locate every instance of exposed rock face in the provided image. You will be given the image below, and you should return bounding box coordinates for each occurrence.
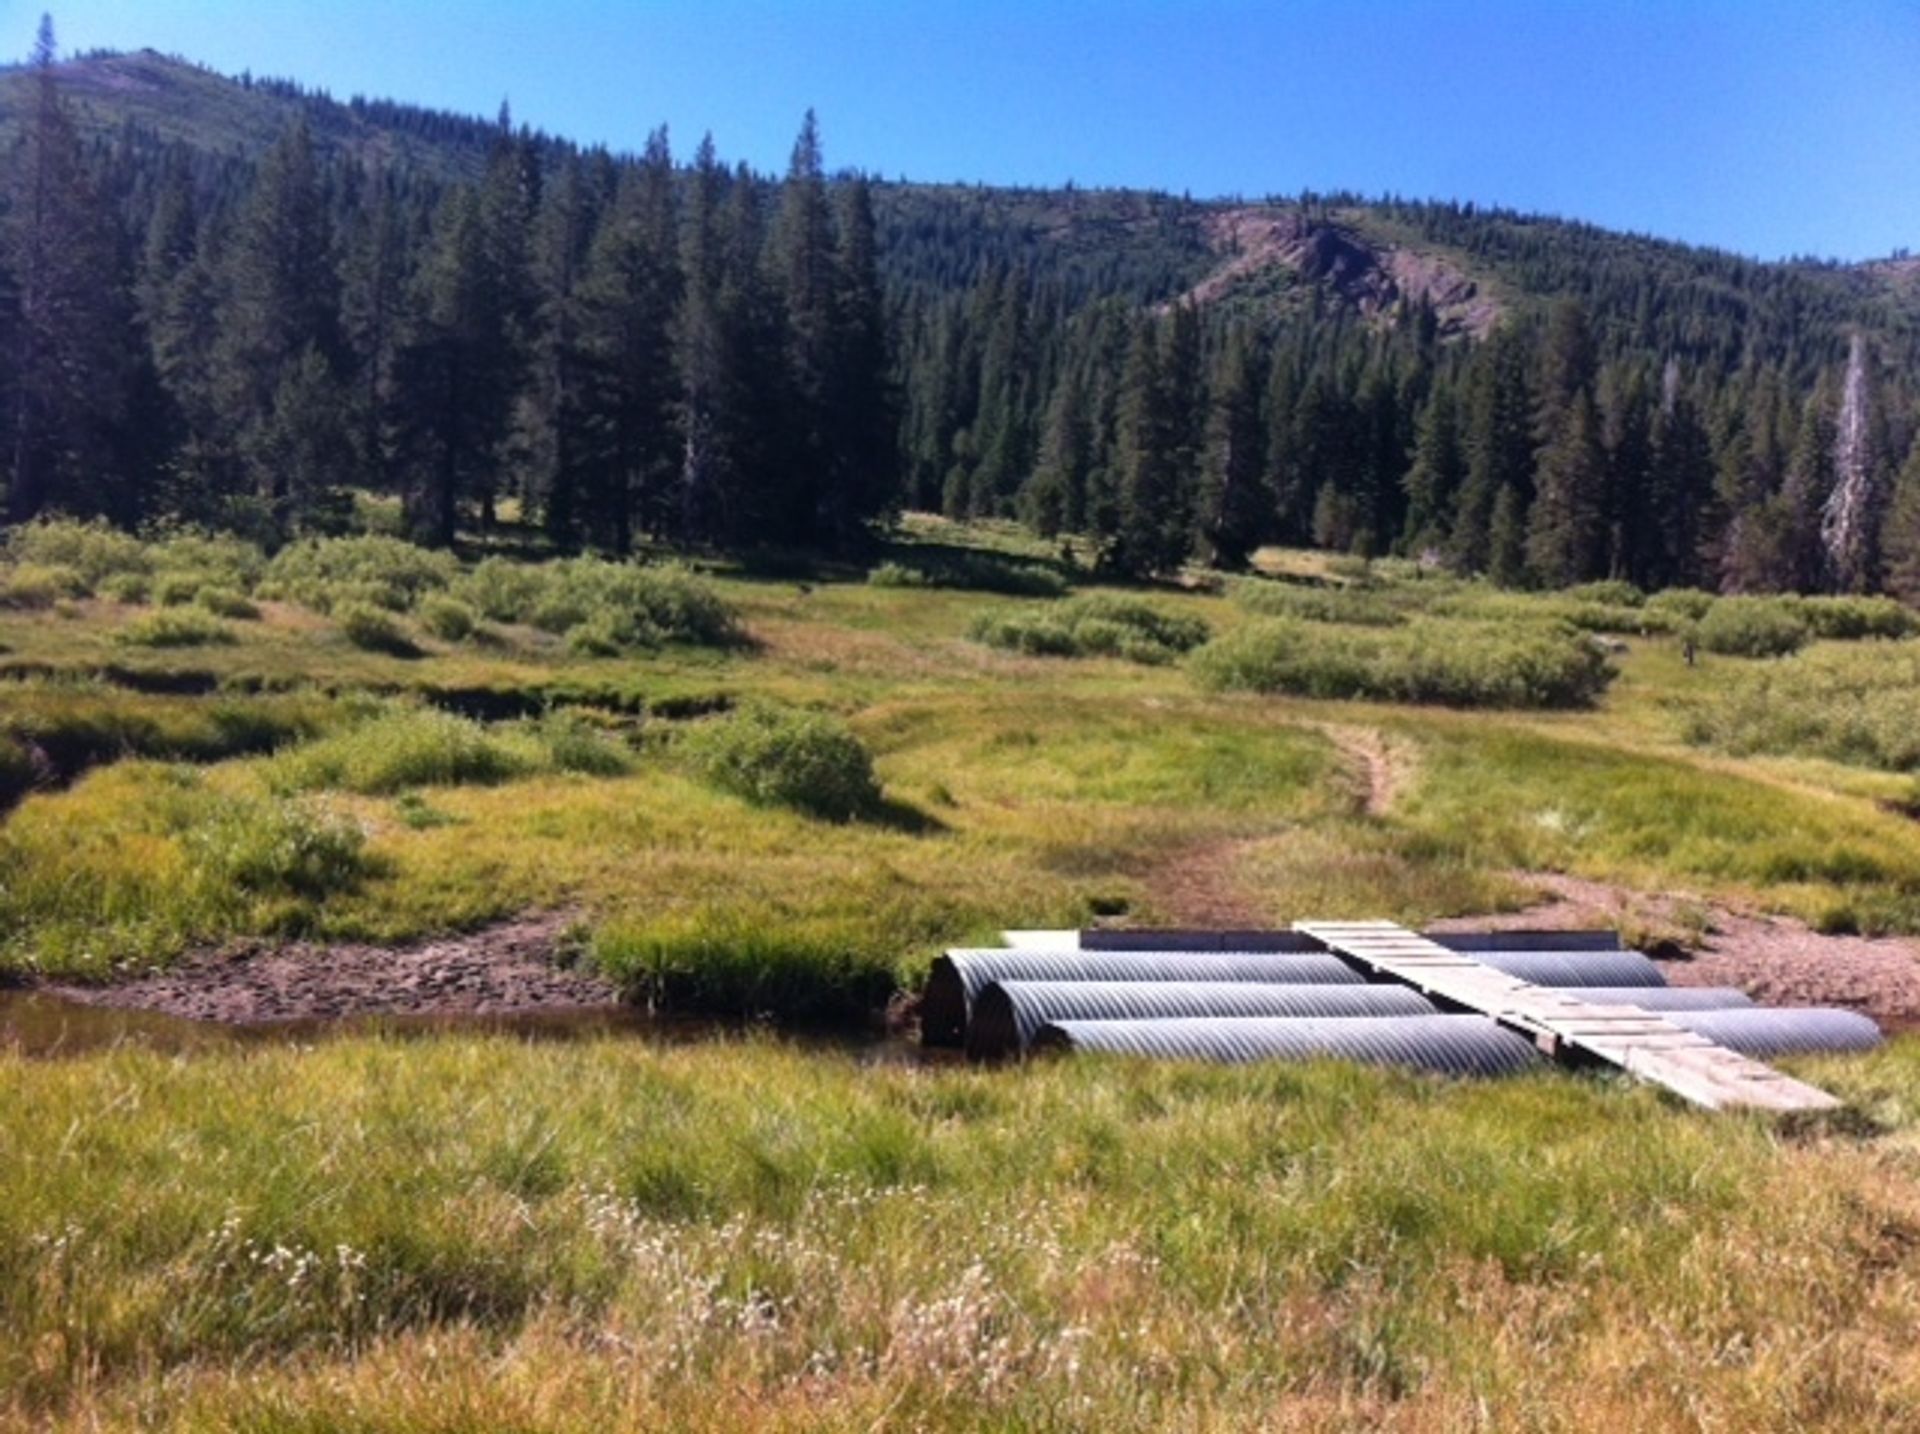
[1185,207,1501,339]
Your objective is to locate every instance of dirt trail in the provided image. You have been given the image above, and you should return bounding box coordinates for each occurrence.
[1310,722,1413,817]
[1147,837,1273,928]
[48,911,621,1024]
[1430,872,1920,1028]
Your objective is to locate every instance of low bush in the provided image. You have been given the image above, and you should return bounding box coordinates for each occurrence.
[418,594,478,642]
[99,571,150,603]
[1559,601,1675,636]
[682,703,881,820]
[334,602,418,656]
[0,563,86,608]
[116,609,236,647]
[971,594,1210,664]
[1694,596,1809,657]
[1796,595,1916,641]
[1644,587,1717,623]
[2,517,147,584]
[453,556,740,649]
[153,570,205,606]
[1561,579,1644,607]
[270,708,530,795]
[263,535,458,612]
[1191,617,1615,708]
[510,710,633,776]
[197,586,261,620]
[453,555,548,623]
[150,530,265,590]
[1682,642,1920,770]
[869,551,1068,597]
[1233,581,1406,627]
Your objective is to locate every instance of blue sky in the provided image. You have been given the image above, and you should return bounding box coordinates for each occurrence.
[16,1,1920,261]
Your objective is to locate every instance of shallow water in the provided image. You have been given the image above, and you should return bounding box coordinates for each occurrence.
[0,988,941,1063]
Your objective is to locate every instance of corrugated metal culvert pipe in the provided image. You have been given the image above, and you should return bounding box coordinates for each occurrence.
[965,980,1440,1061]
[921,950,1365,1048]
[1031,1015,1545,1077]
[1662,1007,1882,1058]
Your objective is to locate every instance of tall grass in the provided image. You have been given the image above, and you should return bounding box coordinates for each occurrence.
[970,594,1210,663]
[1191,617,1614,708]
[268,708,533,794]
[1232,580,1407,626]
[1,1035,1915,1428]
[1684,641,1920,770]
[0,762,373,974]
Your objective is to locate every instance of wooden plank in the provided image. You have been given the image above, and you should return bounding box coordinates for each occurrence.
[1296,920,1842,1113]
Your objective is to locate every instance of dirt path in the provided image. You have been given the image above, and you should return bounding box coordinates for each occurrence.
[1146,837,1273,927]
[1431,872,1920,1028]
[48,912,622,1024]
[1310,722,1414,817]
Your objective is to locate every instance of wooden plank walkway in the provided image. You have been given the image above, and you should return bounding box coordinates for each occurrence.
[1295,920,1840,1113]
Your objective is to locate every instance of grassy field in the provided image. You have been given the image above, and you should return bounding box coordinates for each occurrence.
[7,518,1920,1426]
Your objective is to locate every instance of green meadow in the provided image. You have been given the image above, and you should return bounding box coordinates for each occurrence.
[6,516,1920,1427]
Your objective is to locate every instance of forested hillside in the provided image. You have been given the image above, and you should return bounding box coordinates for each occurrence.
[4,31,1920,595]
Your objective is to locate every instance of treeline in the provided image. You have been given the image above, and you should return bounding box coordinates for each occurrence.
[902,263,1920,597]
[7,22,1920,601]
[0,22,894,552]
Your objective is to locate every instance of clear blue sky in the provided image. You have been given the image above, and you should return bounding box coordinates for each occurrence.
[15,0,1920,261]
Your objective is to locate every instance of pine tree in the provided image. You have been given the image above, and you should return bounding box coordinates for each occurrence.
[1883,434,1920,605]
[1197,329,1267,569]
[577,128,681,551]
[1777,389,1836,592]
[1109,320,1185,576]
[5,16,135,523]
[1024,366,1092,537]
[1452,326,1533,577]
[1525,387,1608,584]
[1401,381,1463,556]
[215,117,343,535]
[824,174,897,537]
[1643,361,1715,588]
[514,157,598,547]
[770,110,837,542]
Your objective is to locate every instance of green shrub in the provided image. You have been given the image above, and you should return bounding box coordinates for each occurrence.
[971,594,1210,664]
[565,614,625,657]
[1694,596,1810,657]
[197,586,261,620]
[1682,642,1920,770]
[682,703,881,820]
[0,563,86,608]
[511,711,632,776]
[418,595,478,642]
[1233,581,1406,627]
[116,609,237,648]
[334,602,417,656]
[1562,579,1644,608]
[153,570,205,606]
[870,552,1068,597]
[1559,602,1675,636]
[2,517,147,584]
[1645,588,1718,623]
[453,556,548,623]
[1796,595,1916,641]
[150,530,265,590]
[452,556,740,649]
[270,708,530,794]
[99,571,151,604]
[1191,617,1615,708]
[264,535,458,612]
[187,794,370,899]
[867,561,929,588]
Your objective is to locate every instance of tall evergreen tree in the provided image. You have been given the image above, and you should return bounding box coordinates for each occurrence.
[1400,380,1463,556]
[1109,319,1186,576]
[1643,361,1715,588]
[1452,326,1533,577]
[1197,329,1268,569]
[5,16,135,523]
[1525,387,1608,584]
